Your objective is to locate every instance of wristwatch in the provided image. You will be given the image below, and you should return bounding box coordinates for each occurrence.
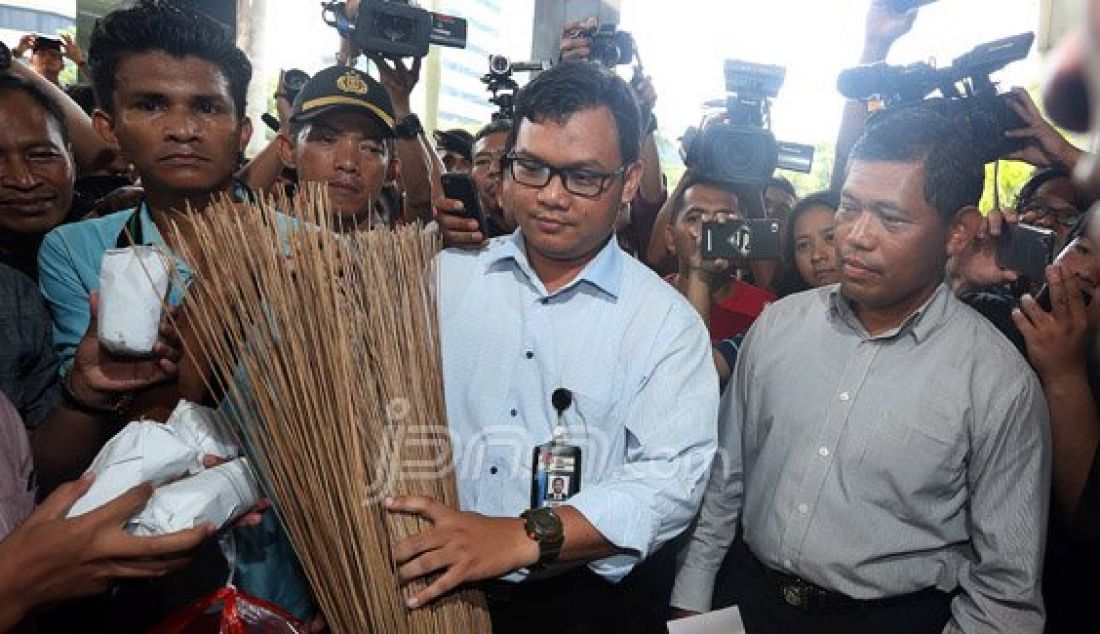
[520,507,564,568]
[394,113,423,140]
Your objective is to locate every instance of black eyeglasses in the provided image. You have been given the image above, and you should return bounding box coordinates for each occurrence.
[502,154,626,198]
[1017,199,1083,228]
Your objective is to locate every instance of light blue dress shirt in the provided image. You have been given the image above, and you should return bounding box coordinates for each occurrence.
[37,204,315,619]
[438,231,719,583]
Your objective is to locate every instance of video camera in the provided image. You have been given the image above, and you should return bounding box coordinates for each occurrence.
[683,60,815,190]
[567,24,636,69]
[482,55,551,121]
[321,0,467,59]
[837,32,1035,164]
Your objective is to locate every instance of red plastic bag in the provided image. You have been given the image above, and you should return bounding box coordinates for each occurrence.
[150,586,306,634]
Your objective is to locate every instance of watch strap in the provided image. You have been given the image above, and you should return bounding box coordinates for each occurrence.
[521,507,564,567]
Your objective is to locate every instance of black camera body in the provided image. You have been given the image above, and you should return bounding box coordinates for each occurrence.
[837,32,1034,164]
[683,60,814,189]
[576,24,635,68]
[282,69,310,104]
[702,219,782,261]
[322,0,467,59]
[482,55,550,121]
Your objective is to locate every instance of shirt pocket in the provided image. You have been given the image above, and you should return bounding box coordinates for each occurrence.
[858,396,967,520]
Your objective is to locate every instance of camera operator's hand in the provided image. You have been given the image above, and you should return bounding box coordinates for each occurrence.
[60,33,86,67]
[682,213,733,280]
[631,73,658,116]
[12,34,35,58]
[435,195,486,250]
[560,17,598,62]
[863,0,918,60]
[947,208,1020,295]
[368,54,422,118]
[1004,87,1085,170]
[1013,264,1094,380]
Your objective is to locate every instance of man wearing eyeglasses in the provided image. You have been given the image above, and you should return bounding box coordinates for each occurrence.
[388,61,718,632]
[1015,167,1089,252]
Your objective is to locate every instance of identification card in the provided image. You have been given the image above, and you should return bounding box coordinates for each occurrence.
[530,441,582,508]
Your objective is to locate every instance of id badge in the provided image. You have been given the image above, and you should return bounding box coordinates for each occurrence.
[530,441,582,508]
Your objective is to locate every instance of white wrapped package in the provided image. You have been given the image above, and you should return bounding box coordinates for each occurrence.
[98,246,171,355]
[165,400,240,469]
[67,420,199,518]
[129,458,260,536]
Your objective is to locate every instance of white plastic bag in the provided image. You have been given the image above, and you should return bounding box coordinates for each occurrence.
[67,420,199,518]
[130,458,260,536]
[98,246,171,355]
[165,400,240,470]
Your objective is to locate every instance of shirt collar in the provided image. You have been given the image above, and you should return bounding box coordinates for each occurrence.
[828,281,953,342]
[487,229,625,299]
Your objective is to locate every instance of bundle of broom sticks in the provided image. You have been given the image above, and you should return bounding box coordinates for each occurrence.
[165,186,491,633]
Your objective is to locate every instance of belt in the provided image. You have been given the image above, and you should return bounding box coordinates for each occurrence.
[739,541,950,614]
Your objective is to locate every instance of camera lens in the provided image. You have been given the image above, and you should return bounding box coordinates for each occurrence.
[697,124,779,186]
[489,55,510,75]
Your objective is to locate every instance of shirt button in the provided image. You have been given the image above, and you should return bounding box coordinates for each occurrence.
[489,466,498,475]
[525,351,534,359]
[838,391,850,402]
[797,503,809,514]
[818,447,829,457]
[541,298,549,305]
[510,408,517,417]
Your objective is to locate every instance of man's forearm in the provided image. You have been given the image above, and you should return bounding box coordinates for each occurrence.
[556,505,620,563]
[31,403,121,490]
[676,270,713,326]
[1041,370,1100,526]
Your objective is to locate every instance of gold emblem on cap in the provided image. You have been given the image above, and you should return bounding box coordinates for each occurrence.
[336,71,369,96]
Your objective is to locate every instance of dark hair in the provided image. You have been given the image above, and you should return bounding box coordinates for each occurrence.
[775,189,840,296]
[475,118,512,143]
[505,61,641,165]
[1015,166,1087,211]
[768,174,796,198]
[0,75,69,144]
[667,170,746,224]
[87,0,252,119]
[64,83,97,116]
[849,107,984,223]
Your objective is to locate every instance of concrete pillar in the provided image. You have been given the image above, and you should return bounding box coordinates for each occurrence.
[531,0,621,62]
[237,0,270,156]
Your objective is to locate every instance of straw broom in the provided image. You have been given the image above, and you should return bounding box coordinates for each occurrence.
[166,186,491,633]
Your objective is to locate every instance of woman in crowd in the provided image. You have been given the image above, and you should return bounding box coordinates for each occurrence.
[774,190,842,296]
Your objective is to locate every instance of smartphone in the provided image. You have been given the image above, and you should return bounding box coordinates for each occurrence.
[440,173,489,238]
[702,219,782,260]
[1033,283,1092,311]
[996,223,1055,282]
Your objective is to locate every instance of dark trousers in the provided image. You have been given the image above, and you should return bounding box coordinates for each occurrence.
[487,538,682,634]
[730,539,954,634]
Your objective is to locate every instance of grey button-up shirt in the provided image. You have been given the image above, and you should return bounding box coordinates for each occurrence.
[672,283,1051,632]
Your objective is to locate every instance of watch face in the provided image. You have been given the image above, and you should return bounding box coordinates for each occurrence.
[530,508,563,538]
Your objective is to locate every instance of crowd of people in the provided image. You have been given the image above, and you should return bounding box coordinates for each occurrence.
[0,0,1098,632]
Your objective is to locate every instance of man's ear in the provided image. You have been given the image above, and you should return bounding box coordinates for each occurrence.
[276,132,296,170]
[92,108,120,150]
[238,116,254,153]
[621,160,643,206]
[947,205,982,258]
[664,221,677,257]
